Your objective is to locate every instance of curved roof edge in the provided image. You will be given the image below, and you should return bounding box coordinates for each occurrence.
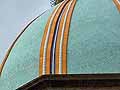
[0,10,48,76]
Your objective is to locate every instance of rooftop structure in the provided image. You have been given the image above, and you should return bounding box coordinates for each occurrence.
[0,0,120,89]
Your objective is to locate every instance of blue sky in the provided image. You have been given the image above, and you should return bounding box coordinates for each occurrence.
[0,0,51,63]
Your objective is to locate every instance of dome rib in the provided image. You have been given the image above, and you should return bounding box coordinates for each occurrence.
[113,0,120,12]
[39,0,76,76]
[39,0,70,75]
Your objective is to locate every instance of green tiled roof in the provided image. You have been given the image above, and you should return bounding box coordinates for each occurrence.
[0,0,120,89]
[68,0,120,74]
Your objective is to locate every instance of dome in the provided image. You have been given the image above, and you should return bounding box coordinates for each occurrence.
[0,0,120,89]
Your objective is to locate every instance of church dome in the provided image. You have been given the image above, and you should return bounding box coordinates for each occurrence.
[0,0,120,89]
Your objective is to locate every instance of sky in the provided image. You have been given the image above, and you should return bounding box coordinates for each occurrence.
[0,0,51,63]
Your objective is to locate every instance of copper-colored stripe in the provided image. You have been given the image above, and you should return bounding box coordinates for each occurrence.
[39,7,58,76]
[62,0,76,74]
[39,16,51,76]
[113,0,120,12]
[0,13,45,76]
[46,0,69,75]
[55,1,70,74]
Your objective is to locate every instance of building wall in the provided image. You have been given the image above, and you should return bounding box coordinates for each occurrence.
[42,87,120,90]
